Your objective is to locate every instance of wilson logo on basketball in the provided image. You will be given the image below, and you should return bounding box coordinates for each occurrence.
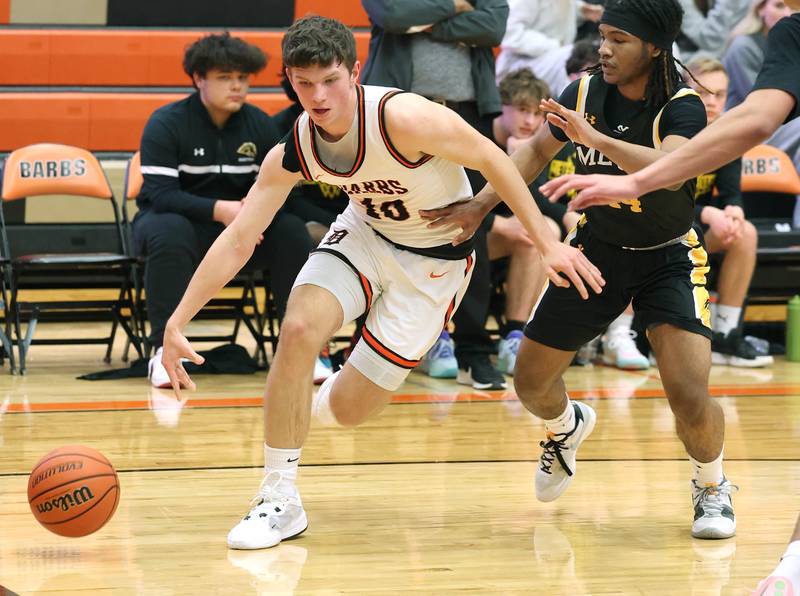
[35,485,95,513]
[19,159,87,179]
[29,461,84,489]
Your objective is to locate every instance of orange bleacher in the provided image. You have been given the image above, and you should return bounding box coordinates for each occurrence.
[0,29,370,87]
[0,0,8,25]
[0,26,372,151]
[294,0,370,27]
[0,92,292,152]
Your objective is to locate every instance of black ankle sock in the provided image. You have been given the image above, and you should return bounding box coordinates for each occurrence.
[500,320,525,337]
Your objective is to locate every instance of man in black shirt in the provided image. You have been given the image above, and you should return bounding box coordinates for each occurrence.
[423,0,737,539]
[686,58,772,368]
[539,6,800,592]
[134,33,317,387]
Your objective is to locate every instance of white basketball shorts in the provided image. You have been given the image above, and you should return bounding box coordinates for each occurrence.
[293,207,475,390]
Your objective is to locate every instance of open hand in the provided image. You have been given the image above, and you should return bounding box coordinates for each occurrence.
[541,241,605,299]
[540,98,601,148]
[161,324,205,399]
[541,173,642,211]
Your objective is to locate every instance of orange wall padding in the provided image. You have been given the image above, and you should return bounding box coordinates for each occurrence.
[294,0,370,27]
[0,0,9,24]
[0,29,371,87]
[0,93,292,152]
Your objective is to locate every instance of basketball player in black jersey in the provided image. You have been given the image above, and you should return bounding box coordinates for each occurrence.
[539,2,800,591]
[422,0,738,539]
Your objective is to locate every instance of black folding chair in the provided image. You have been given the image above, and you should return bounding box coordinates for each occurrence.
[0,143,144,374]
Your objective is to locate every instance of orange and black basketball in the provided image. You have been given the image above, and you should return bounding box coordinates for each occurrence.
[27,445,120,537]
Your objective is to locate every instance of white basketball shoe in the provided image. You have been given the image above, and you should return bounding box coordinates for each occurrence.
[535,401,596,502]
[227,471,308,550]
[691,477,737,539]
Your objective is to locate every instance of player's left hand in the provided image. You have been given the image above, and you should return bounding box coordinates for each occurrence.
[541,173,642,211]
[541,241,605,300]
[541,98,602,149]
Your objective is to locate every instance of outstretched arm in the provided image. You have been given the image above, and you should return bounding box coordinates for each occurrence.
[161,144,301,393]
[420,111,566,242]
[541,97,697,189]
[541,89,795,209]
[386,93,603,298]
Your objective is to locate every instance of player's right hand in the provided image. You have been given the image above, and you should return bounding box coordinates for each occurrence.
[419,199,487,246]
[541,241,605,300]
[161,323,204,398]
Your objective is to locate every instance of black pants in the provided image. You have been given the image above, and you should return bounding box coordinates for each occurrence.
[133,209,313,348]
[440,99,497,357]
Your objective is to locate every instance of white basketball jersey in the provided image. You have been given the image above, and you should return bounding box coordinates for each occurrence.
[291,85,474,249]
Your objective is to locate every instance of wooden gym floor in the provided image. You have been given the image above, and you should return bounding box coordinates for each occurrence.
[0,321,799,594]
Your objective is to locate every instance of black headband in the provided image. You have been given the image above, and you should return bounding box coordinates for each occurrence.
[601,6,676,50]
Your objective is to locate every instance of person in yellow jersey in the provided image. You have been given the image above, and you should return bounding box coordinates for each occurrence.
[686,58,772,367]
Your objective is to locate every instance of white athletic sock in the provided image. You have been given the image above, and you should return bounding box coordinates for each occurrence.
[715,304,741,337]
[544,398,575,435]
[765,541,800,592]
[607,312,633,334]
[264,443,301,492]
[312,370,341,427]
[689,451,724,486]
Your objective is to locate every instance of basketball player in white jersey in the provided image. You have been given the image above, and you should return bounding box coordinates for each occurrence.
[160,15,604,550]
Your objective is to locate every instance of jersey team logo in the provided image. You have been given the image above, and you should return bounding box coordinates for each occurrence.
[237,142,257,158]
[323,229,349,246]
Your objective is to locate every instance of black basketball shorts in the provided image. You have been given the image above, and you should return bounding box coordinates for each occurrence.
[524,220,713,351]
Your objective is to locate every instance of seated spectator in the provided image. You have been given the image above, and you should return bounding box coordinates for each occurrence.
[686,58,772,366]
[133,33,326,387]
[488,69,558,375]
[676,0,751,63]
[724,0,794,108]
[497,0,603,97]
[724,0,800,226]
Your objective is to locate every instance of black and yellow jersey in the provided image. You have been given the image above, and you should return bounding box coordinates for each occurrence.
[693,159,743,222]
[550,74,707,248]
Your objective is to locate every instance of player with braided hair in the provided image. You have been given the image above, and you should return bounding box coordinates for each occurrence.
[584,0,707,109]
[422,0,737,539]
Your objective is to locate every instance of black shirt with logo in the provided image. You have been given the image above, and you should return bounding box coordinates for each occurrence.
[693,159,743,223]
[531,144,576,226]
[137,92,280,221]
[550,75,707,247]
[752,13,800,123]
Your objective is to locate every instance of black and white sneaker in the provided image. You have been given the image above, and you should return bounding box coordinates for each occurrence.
[711,330,773,368]
[456,353,507,390]
[535,402,596,502]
